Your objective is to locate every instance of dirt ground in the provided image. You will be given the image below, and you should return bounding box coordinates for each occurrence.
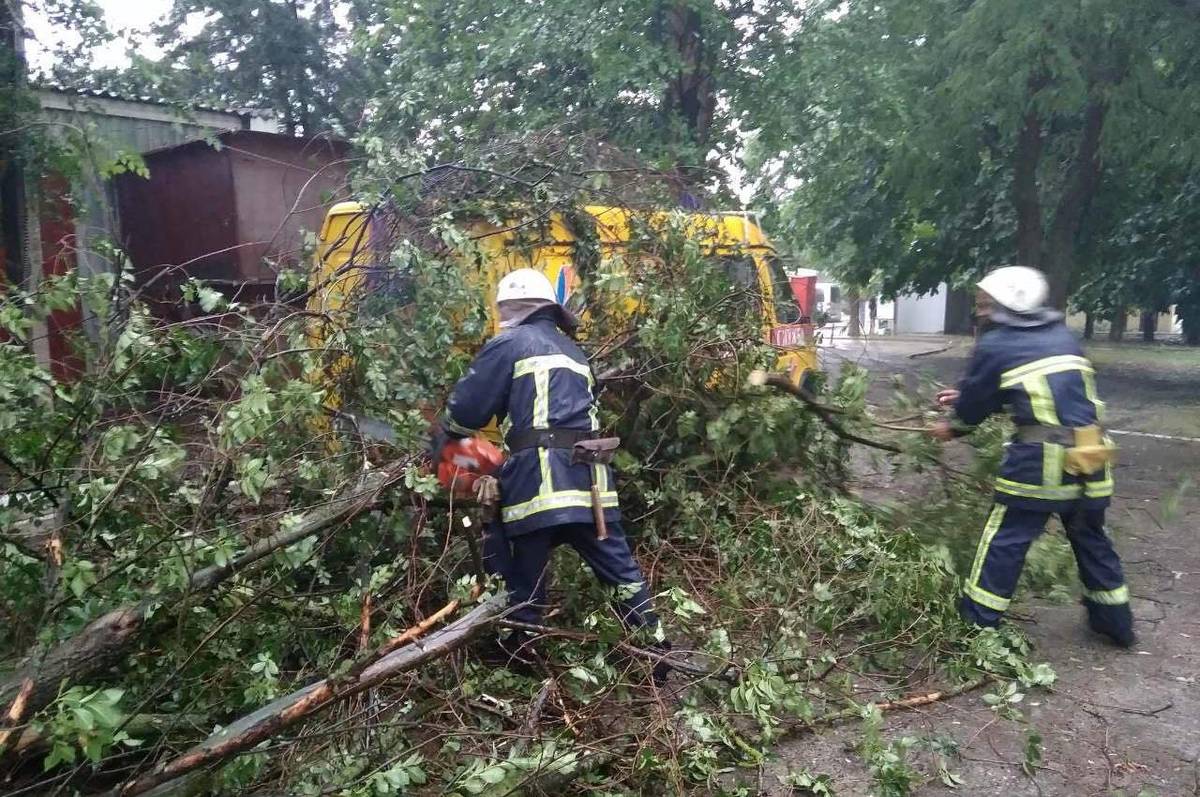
[764,336,1200,797]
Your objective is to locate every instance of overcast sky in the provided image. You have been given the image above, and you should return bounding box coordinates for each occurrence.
[27,0,172,71]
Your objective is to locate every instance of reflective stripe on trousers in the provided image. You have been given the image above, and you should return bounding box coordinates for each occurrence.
[961,504,1129,627]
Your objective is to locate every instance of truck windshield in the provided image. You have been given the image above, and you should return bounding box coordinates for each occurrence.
[766,256,802,325]
[717,256,763,319]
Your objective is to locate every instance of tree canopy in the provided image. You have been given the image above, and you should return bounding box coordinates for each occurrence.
[30,0,1200,328]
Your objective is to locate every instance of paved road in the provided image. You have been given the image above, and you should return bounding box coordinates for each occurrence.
[768,336,1200,796]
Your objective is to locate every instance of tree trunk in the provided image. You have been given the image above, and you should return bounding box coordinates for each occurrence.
[1140,310,1157,342]
[847,290,862,337]
[1083,312,1095,340]
[1044,100,1107,309]
[1012,109,1044,268]
[108,594,508,797]
[664,3,715,149]
[0,467,404,727]
[1108,307,1127,342]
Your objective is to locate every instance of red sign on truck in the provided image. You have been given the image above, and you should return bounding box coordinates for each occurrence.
[770,324,814,349]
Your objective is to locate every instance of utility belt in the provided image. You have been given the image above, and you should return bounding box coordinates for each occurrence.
[1014,423,1116,476]
[506,427,598,452]
[506,426,621,541]
[505,427,621,467]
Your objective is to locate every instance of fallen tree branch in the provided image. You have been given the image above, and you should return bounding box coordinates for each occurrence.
[108,592,508,797]
[0,465,408,728]
[909,343,955,359]
[498,619,738,683]
[749,371,903,454]
[804,676,992,727]
[513,678,557,757]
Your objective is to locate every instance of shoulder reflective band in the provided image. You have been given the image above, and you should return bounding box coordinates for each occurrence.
[510,353,612,523]
[513,354,591,379]
[999,355,1093,389]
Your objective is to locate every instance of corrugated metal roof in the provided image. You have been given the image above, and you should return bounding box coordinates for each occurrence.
[36,82,277,120]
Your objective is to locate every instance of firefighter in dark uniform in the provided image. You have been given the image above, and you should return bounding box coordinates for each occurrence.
[436,269,667,673]
[932,266,1135,647]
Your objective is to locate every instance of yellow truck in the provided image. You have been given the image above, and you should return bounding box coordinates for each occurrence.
[307,202,817,438]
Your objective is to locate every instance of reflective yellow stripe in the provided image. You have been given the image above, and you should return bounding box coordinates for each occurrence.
[1042,443,1063,488]
[587,372,600,432]
[532,368,550,428]
[969,505,1007,588]
[964,582,1012,612]
[1084,585,1129,605]
[513,354,591,379]
[1000,355,1093,388]
[1025,374,1060,426]
[539,448,553,493]
[1081,370,1105,422]
[502,489,619,522]
[510,354,612,519]
[995,478,1083,501]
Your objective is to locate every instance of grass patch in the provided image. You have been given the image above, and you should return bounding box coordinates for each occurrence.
[1084,342,1200,372]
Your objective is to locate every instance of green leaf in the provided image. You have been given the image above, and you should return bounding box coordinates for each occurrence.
[198,286,226,313]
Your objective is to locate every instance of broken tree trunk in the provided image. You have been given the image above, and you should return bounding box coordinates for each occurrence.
[0,465,407,729]
[107,593,508,797]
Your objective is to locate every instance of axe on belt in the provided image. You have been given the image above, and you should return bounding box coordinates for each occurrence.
[571,437,620,540]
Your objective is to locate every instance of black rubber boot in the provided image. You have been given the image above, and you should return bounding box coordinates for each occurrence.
[651,640,673,687]
[478,631,540,674]
[1084,601,1136,649]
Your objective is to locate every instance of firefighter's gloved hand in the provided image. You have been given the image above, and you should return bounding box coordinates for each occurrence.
[930,419,957,442]
[427,422,450,464]
[935,388,960,408]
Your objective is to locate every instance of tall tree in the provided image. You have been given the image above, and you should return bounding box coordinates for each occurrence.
[150,0,368,135]
[758,0,1200,309]
[353,0,800,193]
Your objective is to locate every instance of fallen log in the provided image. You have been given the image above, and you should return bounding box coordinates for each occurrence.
[107,592,508,797]
[0,465,407,729]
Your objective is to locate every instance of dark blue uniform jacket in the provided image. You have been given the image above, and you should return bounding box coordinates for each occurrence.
[954,320,1113,512]
[443,313,619,536]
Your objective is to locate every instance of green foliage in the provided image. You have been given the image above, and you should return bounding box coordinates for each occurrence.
[0,145,1030,795]
[761,0,1200,310]
[34,687,138,770]
[859,705,921,797]
[780,769,837,796]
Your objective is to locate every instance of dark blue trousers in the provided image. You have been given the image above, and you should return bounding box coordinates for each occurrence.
[483,521,658,628]
[961,504,1133,642]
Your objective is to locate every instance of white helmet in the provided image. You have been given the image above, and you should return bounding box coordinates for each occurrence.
[496,268,556,304]
[977,266,1049,314]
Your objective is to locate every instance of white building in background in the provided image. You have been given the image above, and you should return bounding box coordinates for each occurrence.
[893,286,949,334]
[892,283,974,335]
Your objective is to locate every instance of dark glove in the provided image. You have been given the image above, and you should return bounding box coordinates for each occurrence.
[427,421,450,464]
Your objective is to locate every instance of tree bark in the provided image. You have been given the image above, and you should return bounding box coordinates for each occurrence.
[1139,310,1157,342]
[108,594,508,797]
[1012,109,1044,268]
[1044,100,1107,309]
[0,466,405,726]
[847,290,862,337]
[664,3,715,149]
[1108,307,1127,342]
[1083,312,1095,340]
